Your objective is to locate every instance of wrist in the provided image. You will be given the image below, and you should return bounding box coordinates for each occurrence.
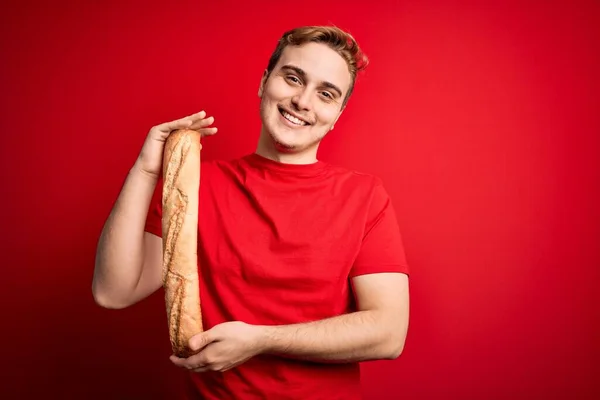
[131,159,160,182]
[255,325,277,355]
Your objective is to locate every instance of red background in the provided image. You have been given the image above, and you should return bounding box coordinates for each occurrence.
[1,1,599,399]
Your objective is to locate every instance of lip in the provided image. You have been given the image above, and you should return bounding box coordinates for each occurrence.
[278,106,311,126]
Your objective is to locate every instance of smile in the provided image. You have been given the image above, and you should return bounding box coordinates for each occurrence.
[279,107,309,126]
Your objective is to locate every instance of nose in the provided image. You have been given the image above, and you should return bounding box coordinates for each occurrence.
[291,89,312,112]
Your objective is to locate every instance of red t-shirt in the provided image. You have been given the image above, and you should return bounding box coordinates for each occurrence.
[145,153,410,399]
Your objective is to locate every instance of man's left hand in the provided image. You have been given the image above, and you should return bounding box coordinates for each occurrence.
[169,321,267,373]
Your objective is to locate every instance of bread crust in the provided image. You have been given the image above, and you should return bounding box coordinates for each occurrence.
[161,129,203,358]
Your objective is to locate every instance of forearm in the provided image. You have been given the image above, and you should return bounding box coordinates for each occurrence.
[261,310,405,363]
[92,160,158,306]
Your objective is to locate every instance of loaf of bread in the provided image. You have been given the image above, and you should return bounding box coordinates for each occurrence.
[161,128,204,358]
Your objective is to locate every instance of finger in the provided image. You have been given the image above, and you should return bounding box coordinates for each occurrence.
[158,111,207,132]
[189,116,215,130]
[170,353,213,373]
[198,127,218,136]
[189,331,217,352]
[193,361,224,373]
[169,355,192,369]
[157,118,192,133]
[170,354,208,372]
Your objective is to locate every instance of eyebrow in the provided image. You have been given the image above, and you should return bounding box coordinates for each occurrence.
[280,64,343,98]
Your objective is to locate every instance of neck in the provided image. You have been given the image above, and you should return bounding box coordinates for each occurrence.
[255,130,319,165]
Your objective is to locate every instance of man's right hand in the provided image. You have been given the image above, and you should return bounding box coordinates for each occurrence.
[136,110,218,178]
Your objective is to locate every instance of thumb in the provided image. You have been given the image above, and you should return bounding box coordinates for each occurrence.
[189,330,215,351]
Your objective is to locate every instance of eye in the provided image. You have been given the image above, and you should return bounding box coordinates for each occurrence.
[286,75,301,84]
[320,91,334,100]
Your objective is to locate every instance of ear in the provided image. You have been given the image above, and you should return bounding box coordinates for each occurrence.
[258,69,269,98]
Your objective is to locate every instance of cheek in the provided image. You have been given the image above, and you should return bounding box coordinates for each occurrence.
[265,80,292,102]
[317,107,340,125]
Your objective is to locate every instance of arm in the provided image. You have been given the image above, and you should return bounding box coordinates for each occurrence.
[257,181,411,363]
[92,111,216,309]
[92,162,164,309]
[261,272,409,362]
[173,272,410,372]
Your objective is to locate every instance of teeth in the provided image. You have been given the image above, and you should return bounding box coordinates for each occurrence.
[282,111,307,126]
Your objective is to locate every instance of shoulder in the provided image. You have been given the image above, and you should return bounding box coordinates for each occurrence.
[325,163,386,194]
[325,163,397,218]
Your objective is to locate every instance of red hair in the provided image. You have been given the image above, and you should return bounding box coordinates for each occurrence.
[266,26,369,105]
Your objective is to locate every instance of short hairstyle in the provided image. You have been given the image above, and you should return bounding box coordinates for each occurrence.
[265,25,369,106]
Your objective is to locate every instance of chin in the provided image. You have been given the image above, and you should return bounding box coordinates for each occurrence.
[262,112,321,154]
[270,131,301,153]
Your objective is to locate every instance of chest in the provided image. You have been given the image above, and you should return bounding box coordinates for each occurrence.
[197,175,369,286]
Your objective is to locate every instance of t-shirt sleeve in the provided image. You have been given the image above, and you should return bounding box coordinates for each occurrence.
[349,180,410,278]
[144,176,163,238]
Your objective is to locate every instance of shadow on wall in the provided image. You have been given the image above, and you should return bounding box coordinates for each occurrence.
[12,230,187,400]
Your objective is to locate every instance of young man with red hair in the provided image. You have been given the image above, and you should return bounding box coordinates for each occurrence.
[93,25,410,399]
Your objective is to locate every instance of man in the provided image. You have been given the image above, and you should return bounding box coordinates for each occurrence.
[93,25,410,399]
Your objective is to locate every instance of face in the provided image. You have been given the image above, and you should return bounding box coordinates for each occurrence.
[258,42,352,156]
